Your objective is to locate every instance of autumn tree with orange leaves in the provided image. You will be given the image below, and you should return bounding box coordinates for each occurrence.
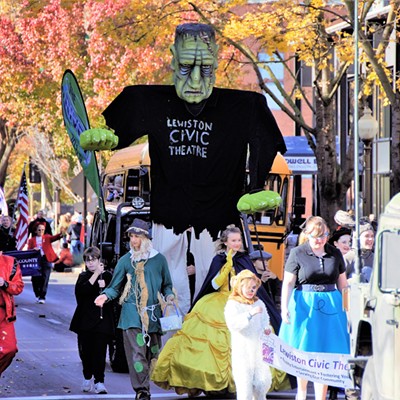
[0,0,173,201]
[0,0,244,202]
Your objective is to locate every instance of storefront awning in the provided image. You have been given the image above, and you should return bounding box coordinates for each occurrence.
[283,136,317,174]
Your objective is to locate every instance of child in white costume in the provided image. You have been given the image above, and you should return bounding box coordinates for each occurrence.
[224,269,272,400]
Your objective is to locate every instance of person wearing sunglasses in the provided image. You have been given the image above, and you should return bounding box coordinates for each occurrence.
[28,209,53,237]
[279,216,349,400]
[27,223,63,304]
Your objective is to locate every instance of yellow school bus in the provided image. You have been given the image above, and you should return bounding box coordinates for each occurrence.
[103,143,151,207]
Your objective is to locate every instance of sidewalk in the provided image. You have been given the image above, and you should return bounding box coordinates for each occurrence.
[22,268,82,285]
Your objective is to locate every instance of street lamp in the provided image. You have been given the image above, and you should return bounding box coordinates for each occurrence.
[358,106,379,216]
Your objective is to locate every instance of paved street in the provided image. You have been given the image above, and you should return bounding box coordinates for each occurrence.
[0,270,340,400]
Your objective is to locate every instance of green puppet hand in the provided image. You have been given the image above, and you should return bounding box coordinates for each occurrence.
[237,190,282,214]
[80,128,119,151]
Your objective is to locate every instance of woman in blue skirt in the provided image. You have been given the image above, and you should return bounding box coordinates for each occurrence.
[279,216,349,400]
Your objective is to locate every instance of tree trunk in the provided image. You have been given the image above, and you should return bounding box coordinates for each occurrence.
[314,97,346,229]
[0,119,18,188]
[39,170,54,209]
[390,94,400,196]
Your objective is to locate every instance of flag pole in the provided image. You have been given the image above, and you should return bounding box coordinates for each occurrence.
[12,162,27,225]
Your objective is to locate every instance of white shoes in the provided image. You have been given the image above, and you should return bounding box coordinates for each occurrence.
[81,378,92,392]
[81,378,107,394]
[94,382,108,394]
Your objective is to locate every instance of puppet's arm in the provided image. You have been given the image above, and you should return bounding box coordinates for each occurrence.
[80,128,119,151]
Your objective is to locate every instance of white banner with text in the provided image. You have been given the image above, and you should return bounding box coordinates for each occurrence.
[262,334,354,389]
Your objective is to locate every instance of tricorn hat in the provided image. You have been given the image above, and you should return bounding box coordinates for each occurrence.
[249,250,272,261]
[126,218,151,238]
[329,227,352,245]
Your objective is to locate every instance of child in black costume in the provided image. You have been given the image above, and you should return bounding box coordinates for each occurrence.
[70,247,114,394]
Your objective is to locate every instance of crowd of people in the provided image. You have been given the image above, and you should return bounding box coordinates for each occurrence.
[0,209,95,302]
[87,211,373,400]
[1,209,93,254]
[0,205,377,399]
[0,207,97,379]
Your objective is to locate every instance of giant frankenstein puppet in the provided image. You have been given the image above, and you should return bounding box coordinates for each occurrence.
[81,23,286,314]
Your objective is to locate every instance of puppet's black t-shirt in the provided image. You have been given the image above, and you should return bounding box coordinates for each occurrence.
[103,85,286,239]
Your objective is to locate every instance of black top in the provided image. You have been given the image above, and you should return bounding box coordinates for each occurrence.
[67,223,82,241]
[103,85,286,240]
[344,248,374,281]
[69,270,114,335]
[191,251,281,333]
[0,227,17,252]
[262,278,282,309]
[285,242,345,285]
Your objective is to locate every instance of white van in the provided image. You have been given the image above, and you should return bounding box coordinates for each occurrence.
[347,193,400,400]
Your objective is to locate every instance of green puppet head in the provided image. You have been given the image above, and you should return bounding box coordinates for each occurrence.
[170,23,219,104]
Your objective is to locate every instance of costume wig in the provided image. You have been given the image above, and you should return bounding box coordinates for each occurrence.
[229,269,261,305]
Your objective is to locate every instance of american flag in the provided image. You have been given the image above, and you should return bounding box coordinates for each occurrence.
[14,170,30,250]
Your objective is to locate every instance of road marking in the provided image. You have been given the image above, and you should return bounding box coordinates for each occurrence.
[17,308,63,325]
[0,391,340,399]
[46,318,62,325]
[16,348,77,352]
[0,394,186,400]
[0,392,311,400]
